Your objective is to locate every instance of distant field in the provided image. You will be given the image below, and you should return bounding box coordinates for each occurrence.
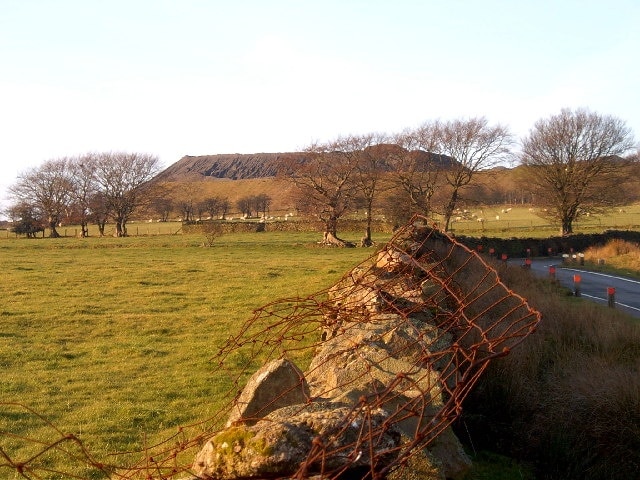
[2,203,640,240]
[445,203,640,237]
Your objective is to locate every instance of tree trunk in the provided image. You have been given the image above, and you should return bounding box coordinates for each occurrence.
[48,217,60,238]
[364,202,373,246]
[323,231,355,248]
[114,218,127,237]
[443,188,459,232]
[325,216,338,238]
[360,231,373,247]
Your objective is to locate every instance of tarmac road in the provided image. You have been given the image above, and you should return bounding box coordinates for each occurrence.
[512,258,640,318]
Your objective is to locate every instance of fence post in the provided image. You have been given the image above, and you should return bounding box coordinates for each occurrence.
[607,287,616,308]
[573,274,581,297]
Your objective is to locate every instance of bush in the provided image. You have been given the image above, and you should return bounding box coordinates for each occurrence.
[458,265,640,480]
[201,222,224,246]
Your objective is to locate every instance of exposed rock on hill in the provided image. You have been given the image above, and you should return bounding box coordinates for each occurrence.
[153,147,458,182]
[154,153,308,181]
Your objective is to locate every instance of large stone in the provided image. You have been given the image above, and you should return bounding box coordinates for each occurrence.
[193,403,401,479]
[226,358,310,427]
[427,427,472,480]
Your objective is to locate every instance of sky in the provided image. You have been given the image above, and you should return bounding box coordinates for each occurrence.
[1,0,639,210]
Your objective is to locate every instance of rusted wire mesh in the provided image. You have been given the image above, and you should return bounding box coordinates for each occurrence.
[1,215,541,479]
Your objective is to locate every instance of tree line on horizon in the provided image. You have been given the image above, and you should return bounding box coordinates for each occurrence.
[5,108,638,239]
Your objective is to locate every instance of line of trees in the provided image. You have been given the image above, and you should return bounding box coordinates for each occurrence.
[6,109,637,240]
[236,193,272,219]
[170,185,231,223]
[8,152,161,237]
[284,110,637,241]
[282,117,513,244]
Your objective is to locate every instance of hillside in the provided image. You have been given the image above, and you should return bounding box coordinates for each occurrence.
[150,149,517,214]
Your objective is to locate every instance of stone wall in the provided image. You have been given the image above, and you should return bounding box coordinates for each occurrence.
[189,217,541,479]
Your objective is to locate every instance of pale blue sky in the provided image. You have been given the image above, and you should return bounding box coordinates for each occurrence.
[1,0,639,208]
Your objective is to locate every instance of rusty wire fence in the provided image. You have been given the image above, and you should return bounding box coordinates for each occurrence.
[1,215,541,479]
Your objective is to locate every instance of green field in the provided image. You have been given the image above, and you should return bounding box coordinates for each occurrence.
[0,231,381,478]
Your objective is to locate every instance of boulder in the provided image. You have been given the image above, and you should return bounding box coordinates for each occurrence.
[226,358,310,427]
[193,403,401,479]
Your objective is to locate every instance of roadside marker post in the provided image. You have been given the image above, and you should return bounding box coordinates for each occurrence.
[607,287,616,308]
[573,274,582,297]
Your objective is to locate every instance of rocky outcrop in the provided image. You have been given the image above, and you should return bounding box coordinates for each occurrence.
[152,153,308,181]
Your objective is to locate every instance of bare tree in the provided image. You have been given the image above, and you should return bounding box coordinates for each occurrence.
[386,123,443,225]
[9,158,73,237]
[520,108,636,235]
[284,137,360,246]
[200,195,230,220]
[434,117,513,231]
[254,193,272,219]
[93,152,161,237]
[151,196,174,222]
[236,195,254,218]
[67,154,99,237]
[218,196,230,220]
[173,182,200,223]
[89,191,110,236]
[350,133,391,246]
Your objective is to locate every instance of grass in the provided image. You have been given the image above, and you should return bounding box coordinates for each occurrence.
[445,203,640,238]
[2,225,639,479]
[459,260,640,480]
[0,230,380,478]
[582,238,640,278]
[3,202,640,241]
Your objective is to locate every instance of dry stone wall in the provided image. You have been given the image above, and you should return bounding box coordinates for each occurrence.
[190,215,541,480]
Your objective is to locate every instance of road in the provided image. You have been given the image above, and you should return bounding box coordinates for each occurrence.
[511,258,640,318]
